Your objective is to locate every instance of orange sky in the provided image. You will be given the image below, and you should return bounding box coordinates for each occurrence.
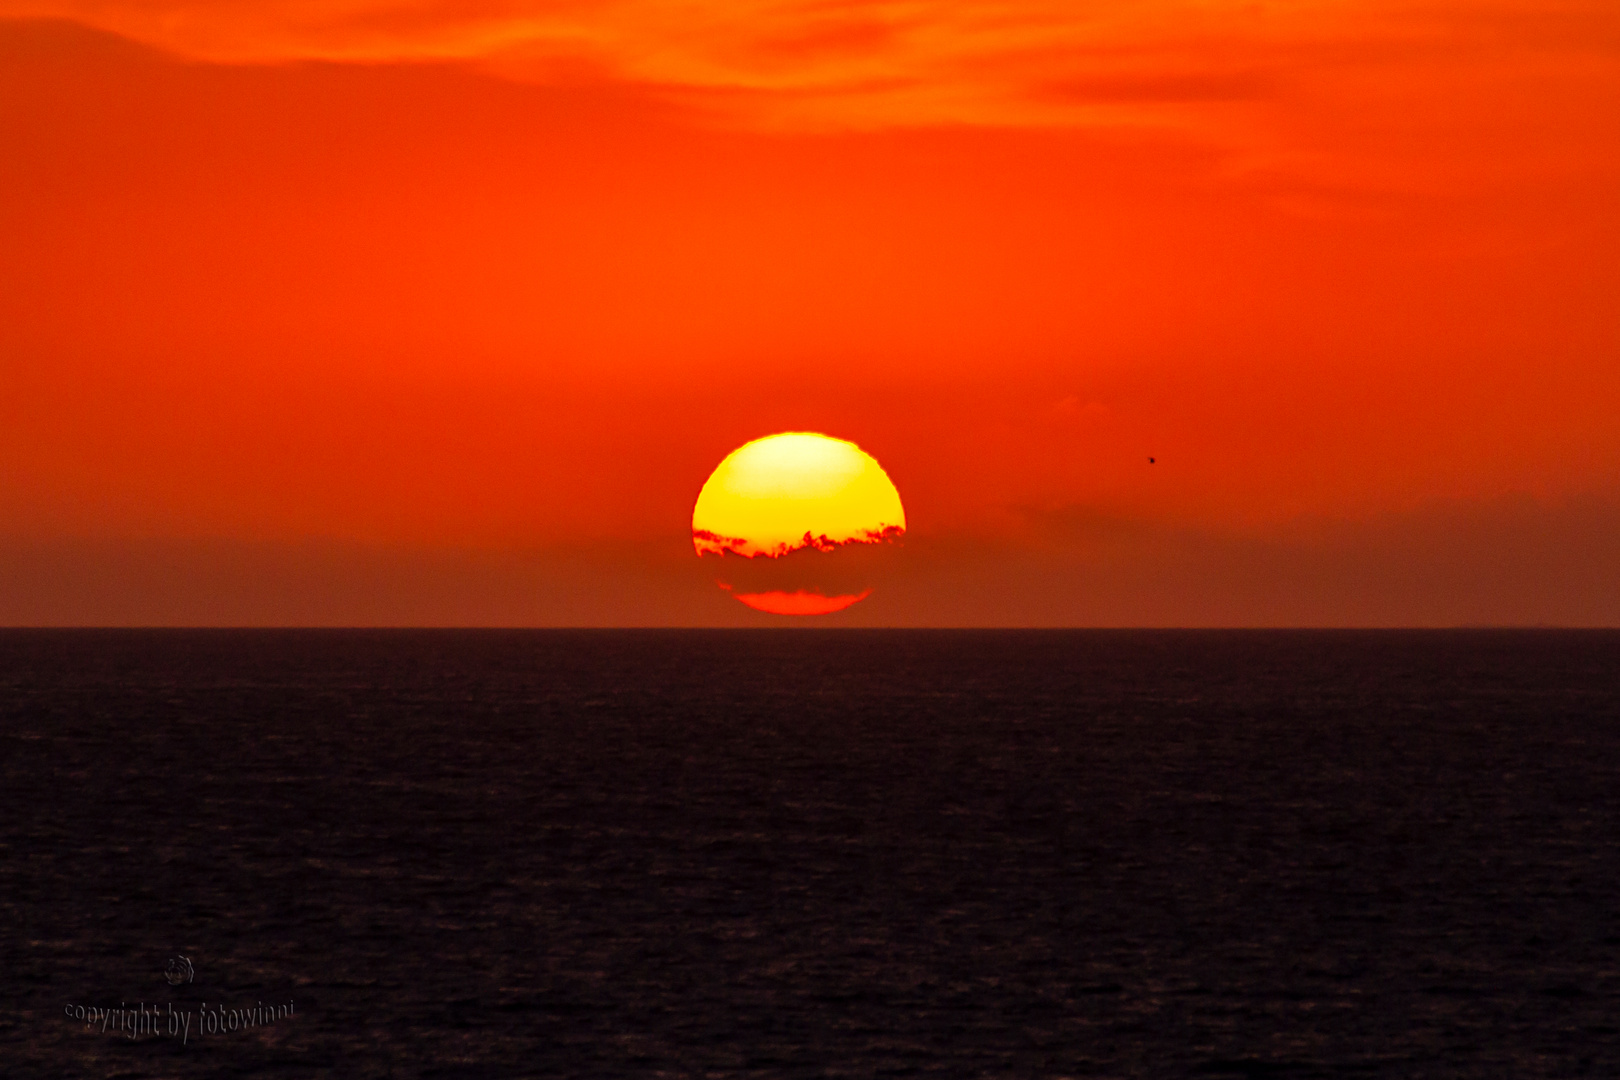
[1,3,1618,624]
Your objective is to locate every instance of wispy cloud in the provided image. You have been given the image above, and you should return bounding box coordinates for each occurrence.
[8,0,1616,133]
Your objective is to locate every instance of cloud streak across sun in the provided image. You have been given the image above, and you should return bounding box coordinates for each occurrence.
[9,0,1616,133]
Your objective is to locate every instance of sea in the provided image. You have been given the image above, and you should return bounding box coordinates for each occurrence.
[2,629,1617,1078]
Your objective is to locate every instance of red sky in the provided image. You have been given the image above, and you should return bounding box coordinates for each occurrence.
[1,2,1617,624]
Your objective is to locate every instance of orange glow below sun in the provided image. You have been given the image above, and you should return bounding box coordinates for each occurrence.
[722,587,873,616]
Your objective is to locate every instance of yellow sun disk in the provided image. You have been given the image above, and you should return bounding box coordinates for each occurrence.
[692,433,905,557]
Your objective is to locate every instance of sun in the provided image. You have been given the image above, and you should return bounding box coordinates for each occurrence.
[693,433,904,558]
[693,433,905,615]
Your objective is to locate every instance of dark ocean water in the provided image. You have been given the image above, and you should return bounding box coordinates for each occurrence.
[2,630,1618,1078]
